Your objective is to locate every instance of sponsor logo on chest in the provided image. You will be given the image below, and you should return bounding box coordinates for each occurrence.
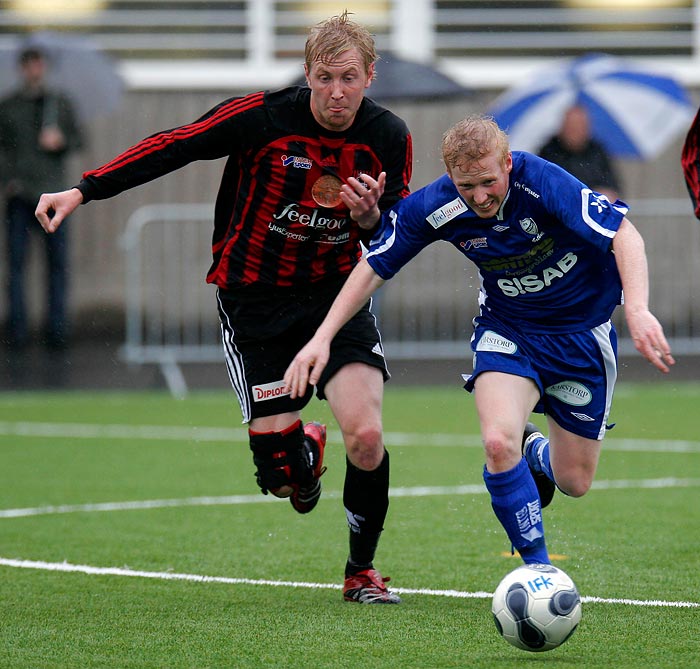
[426,197,468,229]
[496,252,578,296]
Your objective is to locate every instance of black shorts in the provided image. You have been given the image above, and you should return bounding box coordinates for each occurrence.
[216,279,390,423]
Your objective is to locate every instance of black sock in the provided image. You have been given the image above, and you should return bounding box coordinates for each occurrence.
[345,534,381,576]
[343,450,389,574]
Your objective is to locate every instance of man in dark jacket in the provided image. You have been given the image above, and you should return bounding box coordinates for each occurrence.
[538,105,620,202]
[0,46,83,348]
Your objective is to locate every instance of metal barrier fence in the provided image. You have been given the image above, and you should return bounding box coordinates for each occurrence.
[120,200,700,395]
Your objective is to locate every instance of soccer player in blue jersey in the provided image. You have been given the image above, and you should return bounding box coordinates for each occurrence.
[284,114,674,566]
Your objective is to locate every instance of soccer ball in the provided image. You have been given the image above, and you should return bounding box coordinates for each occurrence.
[491,563,582,652]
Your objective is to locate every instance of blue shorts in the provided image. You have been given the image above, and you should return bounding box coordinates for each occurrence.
[463,316,618,440]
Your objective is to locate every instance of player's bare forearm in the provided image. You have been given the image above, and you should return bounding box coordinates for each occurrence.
[284,259,385,397]
[613,217,674,373]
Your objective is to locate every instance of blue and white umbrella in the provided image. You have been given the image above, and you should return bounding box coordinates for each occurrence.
[488,53,696,160]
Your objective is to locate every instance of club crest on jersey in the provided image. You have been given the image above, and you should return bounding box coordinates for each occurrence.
[520,218,544,242]
[311,174,343,208]
[281,154,312,169]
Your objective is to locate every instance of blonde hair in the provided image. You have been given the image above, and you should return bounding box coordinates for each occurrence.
[304,10,377,77]
[441,115,510,171]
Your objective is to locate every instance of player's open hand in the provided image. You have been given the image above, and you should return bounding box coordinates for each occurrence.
[626,307,675,373]
[283,337,332,399]
[35,187,83,233]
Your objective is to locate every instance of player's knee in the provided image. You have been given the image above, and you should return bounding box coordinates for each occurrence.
[482,429,520,471]
[344,422,383,470]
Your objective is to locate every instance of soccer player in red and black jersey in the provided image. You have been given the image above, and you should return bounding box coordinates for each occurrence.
[682,106,700,220]
[36,12,412,604]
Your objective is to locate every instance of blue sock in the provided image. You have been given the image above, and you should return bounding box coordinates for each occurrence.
[483,459,550,565]
[524,433,554,483]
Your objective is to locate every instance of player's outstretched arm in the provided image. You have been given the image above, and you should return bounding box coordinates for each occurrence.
[613,217,674,373]
[35,187,84,233]
[284,258,385,398]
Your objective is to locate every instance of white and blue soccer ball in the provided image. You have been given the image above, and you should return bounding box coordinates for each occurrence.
[491,563,582,652]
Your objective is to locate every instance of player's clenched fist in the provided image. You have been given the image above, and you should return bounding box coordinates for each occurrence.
[35,187,83,233]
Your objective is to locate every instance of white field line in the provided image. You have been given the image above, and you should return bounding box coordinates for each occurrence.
[1,478,698,519]
[2,423,697,610]
[0,557,697,609]
[1,421,700,453]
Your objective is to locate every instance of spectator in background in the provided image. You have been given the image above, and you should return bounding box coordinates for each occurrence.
[0,45,83,349]
[681,106,700,220]
[538,104,621,201]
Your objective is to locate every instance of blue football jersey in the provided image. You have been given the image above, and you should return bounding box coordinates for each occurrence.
[366,152,628,333]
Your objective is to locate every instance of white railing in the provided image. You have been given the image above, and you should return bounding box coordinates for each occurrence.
[0,0,699,89]
[120,203,219,398]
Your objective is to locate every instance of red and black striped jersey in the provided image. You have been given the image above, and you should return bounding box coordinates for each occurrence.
[77,86,413,288]
[682,107,700,220]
